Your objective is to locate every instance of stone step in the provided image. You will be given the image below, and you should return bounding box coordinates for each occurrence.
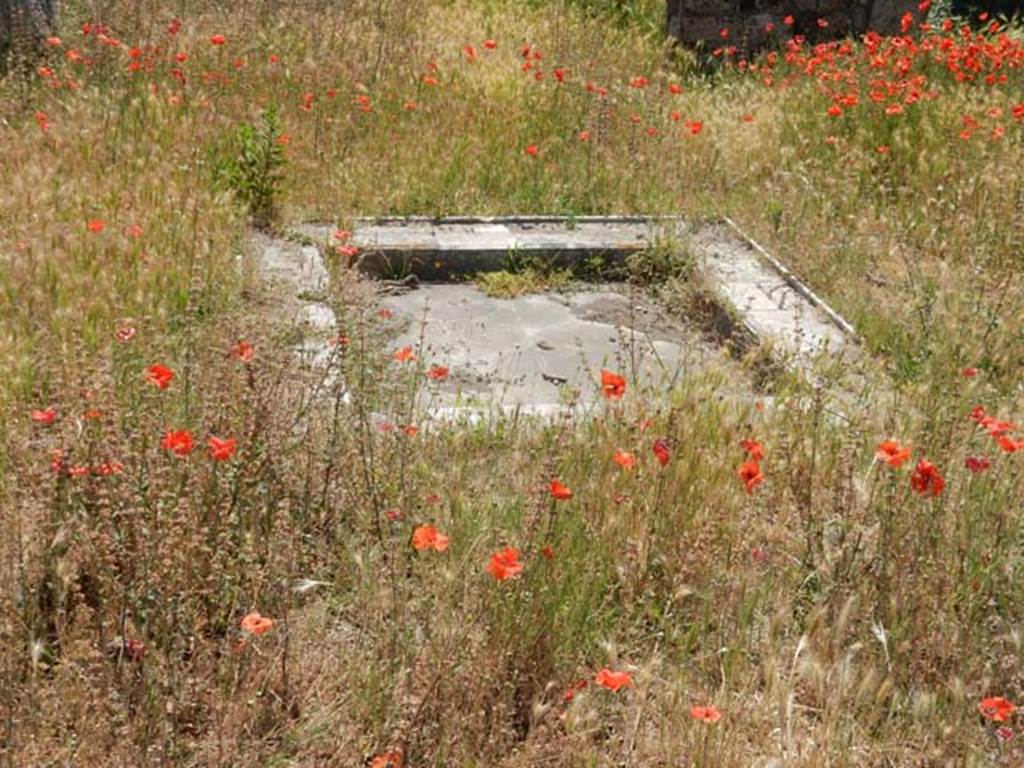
[350,216,663,279]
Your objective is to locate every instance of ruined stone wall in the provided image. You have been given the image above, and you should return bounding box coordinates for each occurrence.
[1,0,60,69]
[667,0,920,53]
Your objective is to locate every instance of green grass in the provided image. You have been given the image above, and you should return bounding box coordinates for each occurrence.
[475,265,574,297]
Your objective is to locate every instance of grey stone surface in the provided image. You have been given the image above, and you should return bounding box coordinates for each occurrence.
[708,218,852,356]
[379,283,720,412]
[350,217,658,280]
[343,216,853,364]
[250,231,338,371]
[273,216,857,418]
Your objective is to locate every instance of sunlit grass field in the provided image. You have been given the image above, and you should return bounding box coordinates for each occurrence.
[2,1,1024,764]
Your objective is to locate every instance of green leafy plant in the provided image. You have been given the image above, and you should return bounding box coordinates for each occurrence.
[215,106,286,228]
[627,235,694,285]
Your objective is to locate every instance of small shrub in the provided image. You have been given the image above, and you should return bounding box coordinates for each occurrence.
[627,235,694,285]
[214,106,286,229]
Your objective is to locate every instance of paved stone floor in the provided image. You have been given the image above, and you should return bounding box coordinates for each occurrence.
[273,217,857,417]
[379,283,721,412]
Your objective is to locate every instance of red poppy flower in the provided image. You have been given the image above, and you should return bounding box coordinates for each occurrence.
[875,440,912,468]
[910,460,944,496]
[783,14,795,24]
[965,456,991,474]
[629,75,649,88]
[594,668,632,692]
[996,435,1024,453]
[240,611,274,635]
[550,479,573,501]
[31,407,56,424]
[578,130,591,142]
[208,436,237,461]
[86,219,105,233]
[563,678,588,702]
[738,459,763,493]
[483,39,497,49]
[600,369,626,399]
[669,83,683,94]
[393,345,416,363]
[411,524,450,552]
[370,751,403,768]
[690,705,722,723]
[980,696,1015,722]
[962,366,979,378]
[121,637,145,661]
[541,545,554,560]
[613,450,635,470]
[209,34,226,45]
[981,416,1017,437]
[93,461,124,476]
[524,144,539,156]
[816,17,829,27]
[161,429,194,457]
[230,340,254,362]
[145,363,174,390]
[652,439,671,467]
[487,547,523,580]
[464,45,478,62]
[427,365,449,381]
[741,438,764,461]
[124,223,144,238]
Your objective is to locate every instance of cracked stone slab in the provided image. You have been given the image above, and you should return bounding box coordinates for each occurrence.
[249,231,338,370]
[379,283,726,411]
[695,219,851,358]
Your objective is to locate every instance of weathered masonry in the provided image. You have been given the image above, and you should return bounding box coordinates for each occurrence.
[0,0,60,68]
[666,0,921,53]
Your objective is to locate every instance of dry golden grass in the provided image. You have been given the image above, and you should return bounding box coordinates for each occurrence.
[2,1,1024,765]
